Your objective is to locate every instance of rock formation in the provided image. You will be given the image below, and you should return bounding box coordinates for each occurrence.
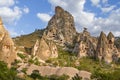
[96,31,119,63]
[43,6,76,46]
[30,6,77,61]
[73,28,97,58]
[0,18,16,66]
[17,64,91,80]
[13,6,120,64]
[32,37,58,61]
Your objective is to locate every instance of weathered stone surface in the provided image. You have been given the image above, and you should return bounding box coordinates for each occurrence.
[17,64,91,80]
[73,28,97,58]
[32,37,58,61]
[43,6,76,46]
[96,31,119,63]
[0,18,16,66]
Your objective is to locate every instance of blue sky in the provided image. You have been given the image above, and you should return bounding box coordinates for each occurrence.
[0,0,120,37]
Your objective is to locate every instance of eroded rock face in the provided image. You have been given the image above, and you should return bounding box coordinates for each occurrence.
[96,31,119,63]
[43,6,76,46]
[17,64,91,80]
[32,38,58,61]
[0,18,16,66]
[73,28,97,58]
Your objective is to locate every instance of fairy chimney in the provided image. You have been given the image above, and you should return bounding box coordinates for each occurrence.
[0,18,16,66]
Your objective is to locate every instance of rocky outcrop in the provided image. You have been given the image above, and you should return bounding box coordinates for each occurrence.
[30,6,76,61]
[32,37,58,61]
[96,31,119,63]
[17,64,91,80]
[73,28,97,58]
[0,18,16,66]
[43,6,76,46]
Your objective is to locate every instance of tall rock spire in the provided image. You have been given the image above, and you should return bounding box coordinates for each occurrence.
[43,6,76,46]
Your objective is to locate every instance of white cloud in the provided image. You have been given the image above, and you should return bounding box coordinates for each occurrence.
[48,0,95,32]
[102,0,108,4]
[37,13,51,22]
[0,0,29,24]
[48,0,120,36]
[101,5,116,13]
[0,0,15,7]
[0,6,22,24]
[91,0,100,7]
[9,30,26,37]
[23,7,29,14]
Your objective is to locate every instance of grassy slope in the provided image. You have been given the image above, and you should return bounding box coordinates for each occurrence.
[13,29,44,48]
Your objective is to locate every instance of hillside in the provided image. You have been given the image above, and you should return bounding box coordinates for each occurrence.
[13,29,45,48]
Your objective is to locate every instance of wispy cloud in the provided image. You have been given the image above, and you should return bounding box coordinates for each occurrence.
[37,13,51,22]
[0,0,29,25]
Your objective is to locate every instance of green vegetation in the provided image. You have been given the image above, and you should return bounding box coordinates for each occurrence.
[0,61,69,80]
[13,29,44,47]
[91,68,120,80]
[46,48,77,67]
[72,74,82,80]
[0,61,21,80]
[17,53,26,59]
[46,48,120,80]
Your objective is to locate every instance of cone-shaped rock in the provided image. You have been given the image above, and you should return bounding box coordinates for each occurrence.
[32,37,58,61]
[96,31,109,62]
[96,31,119,63]
[0,18,16,66]
[107,32,114,48]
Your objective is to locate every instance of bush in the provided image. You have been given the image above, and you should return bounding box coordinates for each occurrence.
[0,61,20,80]
[17,53,26,59]
[91,68,120,80]
[48,74,69,80]
[30,70,69,80]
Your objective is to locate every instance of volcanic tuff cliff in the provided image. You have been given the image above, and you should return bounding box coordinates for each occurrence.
[0,18,16,66]
[96,31,119,63]
[13,6,120,63]
[43,6,76,46]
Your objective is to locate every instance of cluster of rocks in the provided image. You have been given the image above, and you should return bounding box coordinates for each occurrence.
[73,28,97,58]
[28,6,120,64]
[0,6,119,66]
[23,6,77,62]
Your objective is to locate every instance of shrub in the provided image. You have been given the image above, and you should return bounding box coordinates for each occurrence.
[0,61,20,80]
[17,53,26,59]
